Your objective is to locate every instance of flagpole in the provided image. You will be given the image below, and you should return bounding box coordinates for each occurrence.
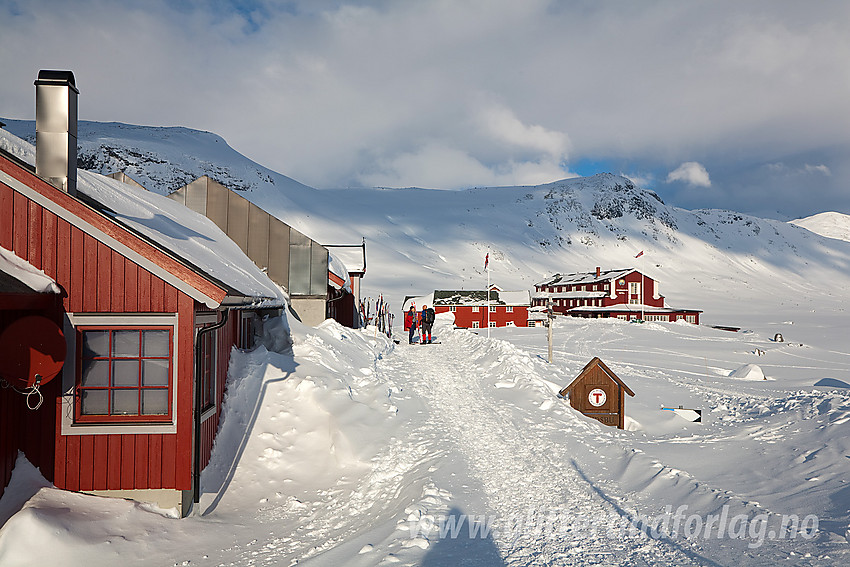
[487,252,491,338]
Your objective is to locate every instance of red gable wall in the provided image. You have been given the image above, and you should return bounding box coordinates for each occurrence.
[0,161,203,496]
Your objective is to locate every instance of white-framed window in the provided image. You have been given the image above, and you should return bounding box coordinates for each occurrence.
[489,322,497,328]
[76,327,173,423]
[686,315,696,323]
[62,313,179,435]
[646,314,667,322]
[506,306,513,313]
[449,306,456,312]
[629,299,639,304]
[629,282,641,295]
[472,321,480,328]
[472,306,479,312]
[489,305,497,312]
[617,315,628,320]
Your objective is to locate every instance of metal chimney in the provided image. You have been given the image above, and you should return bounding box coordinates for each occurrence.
[35,70,78,195]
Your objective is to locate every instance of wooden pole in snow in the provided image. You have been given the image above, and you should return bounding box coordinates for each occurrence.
[547,296,553,363]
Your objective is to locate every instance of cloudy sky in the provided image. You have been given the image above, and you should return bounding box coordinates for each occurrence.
[1,0,849,219]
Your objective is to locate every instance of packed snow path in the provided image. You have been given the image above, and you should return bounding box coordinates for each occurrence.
[380,329,710,566]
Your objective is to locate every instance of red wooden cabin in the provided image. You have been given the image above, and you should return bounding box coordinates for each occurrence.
[0,71,285,516]
[405,287,530,329]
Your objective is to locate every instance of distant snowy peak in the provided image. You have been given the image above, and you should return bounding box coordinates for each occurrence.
[509,173,680,248]
[790,211,850,242]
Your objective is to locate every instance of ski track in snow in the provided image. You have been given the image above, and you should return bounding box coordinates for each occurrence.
[381,330,708,566]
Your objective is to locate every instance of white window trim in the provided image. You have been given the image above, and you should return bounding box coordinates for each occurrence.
[472,306,479,312]
[472,321,480,328]
[195,312,219,423]
[61,313,179,436]
[506,306,514,312]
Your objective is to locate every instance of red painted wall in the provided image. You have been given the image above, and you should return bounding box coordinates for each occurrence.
[603,271,663,308]
[0,165,225,495]
[435,305,528,328]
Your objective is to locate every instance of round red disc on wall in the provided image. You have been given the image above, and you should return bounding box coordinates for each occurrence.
[0,315,65,388]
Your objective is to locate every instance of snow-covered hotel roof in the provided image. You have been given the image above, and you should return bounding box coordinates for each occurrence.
[535,268,635,287]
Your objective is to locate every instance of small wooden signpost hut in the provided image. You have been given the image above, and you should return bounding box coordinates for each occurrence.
[560,357,635,429]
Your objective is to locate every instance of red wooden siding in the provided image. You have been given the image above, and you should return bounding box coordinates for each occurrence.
[1,176,196,493]
[435,305,528,328]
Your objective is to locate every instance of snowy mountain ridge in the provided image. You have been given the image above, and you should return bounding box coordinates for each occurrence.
[2,119,849,331]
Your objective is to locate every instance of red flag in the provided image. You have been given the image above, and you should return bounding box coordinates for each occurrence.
[635,250,644,258]
[484,253,489,270]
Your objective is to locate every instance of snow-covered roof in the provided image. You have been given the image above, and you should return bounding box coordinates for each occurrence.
[328,252,352,292]
[535,268,635,288]
[0,245,61,294]
[432,289,530,306]
[403,293,434,311]
[497,290,531,305]
[325,244,366,275]
[0,129,286,305]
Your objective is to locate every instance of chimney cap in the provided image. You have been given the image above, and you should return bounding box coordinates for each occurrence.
[35,70,78,92]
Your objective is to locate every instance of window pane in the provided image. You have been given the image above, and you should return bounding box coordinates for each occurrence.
[112,390,138,415]
[112,360,139,387]
[310,245,328,295]
[142,359,169,387]
[142,330,170,357]
[81,360,109,387]
[289,241,311,295]
[82,330,109,358]
[141,389,169,415]
[81,390,108,415]
[112,330,140,357]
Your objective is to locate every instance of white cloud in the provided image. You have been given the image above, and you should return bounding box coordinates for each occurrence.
[622,172,655,188]
[476,102,570,160]
[804,164,831,176]
[666,162,712,187]
[359,143,574,189]
[766,162,832,177]
[1,0,849,214]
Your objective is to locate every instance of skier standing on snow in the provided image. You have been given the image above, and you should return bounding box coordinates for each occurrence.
[420,304,435,344]
[405,305,418,344]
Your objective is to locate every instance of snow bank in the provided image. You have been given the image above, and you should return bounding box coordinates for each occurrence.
[729,363,768,381]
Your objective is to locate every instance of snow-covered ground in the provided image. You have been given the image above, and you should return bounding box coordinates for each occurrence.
[1,120,849,565]
[1,308,848,566]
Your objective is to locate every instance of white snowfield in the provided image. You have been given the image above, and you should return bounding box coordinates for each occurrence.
[1,308,848,566]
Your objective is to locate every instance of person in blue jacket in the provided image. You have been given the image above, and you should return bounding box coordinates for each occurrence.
[420,304,435,344]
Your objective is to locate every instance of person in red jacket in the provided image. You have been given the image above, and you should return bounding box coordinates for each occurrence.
[404,305,418,344]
